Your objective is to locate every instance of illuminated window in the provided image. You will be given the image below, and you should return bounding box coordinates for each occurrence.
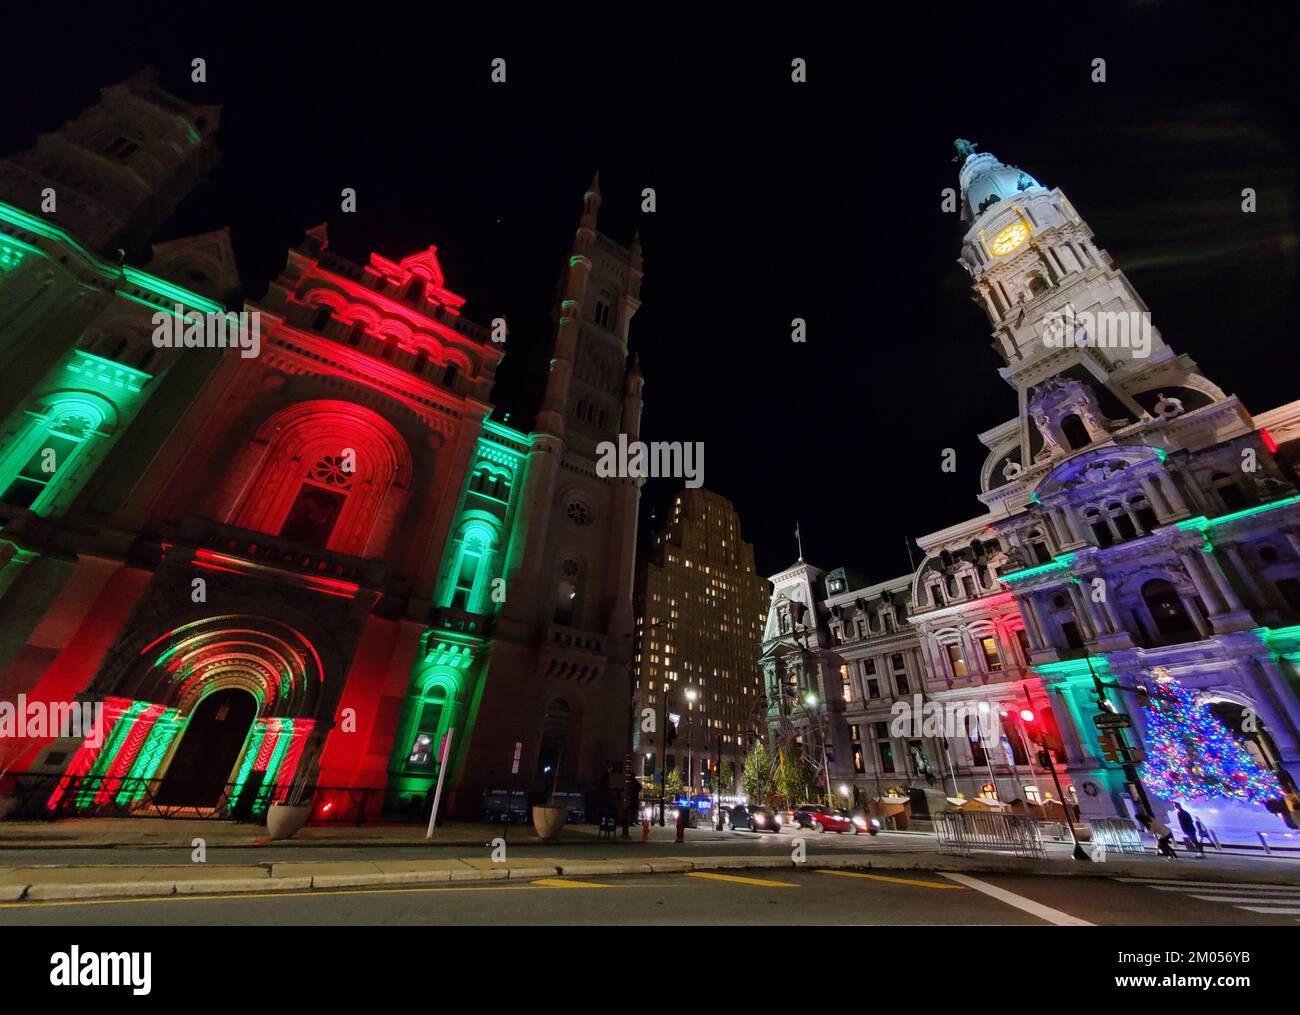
[946,643,968,678]
[980,636,1002,671]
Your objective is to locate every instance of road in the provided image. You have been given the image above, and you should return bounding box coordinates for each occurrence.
[4,867,1300,926]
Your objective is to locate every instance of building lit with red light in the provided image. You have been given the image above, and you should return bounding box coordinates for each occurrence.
[0,74,645,822]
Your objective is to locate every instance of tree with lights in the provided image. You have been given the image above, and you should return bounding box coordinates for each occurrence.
[1138,675,1281,804]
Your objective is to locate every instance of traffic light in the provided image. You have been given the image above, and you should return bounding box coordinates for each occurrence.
[1097,731,1120,764]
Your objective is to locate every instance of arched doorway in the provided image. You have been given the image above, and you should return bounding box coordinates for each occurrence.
[536,699,572,779]
[156,689,258,807]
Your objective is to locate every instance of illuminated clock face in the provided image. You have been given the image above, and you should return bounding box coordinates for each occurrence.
[989,221,1030,256]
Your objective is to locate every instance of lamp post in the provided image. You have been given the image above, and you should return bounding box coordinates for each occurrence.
[685,686,698,804]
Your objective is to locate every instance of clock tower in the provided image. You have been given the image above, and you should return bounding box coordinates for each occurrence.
[954,139,1231,492]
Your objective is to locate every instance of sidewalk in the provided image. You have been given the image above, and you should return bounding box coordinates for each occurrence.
[2,818,1299,902]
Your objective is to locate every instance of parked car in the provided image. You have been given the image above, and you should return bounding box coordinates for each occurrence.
[791,804,820,829]
[729,804,780,832]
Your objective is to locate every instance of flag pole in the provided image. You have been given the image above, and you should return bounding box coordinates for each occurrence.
[425,726,456,839]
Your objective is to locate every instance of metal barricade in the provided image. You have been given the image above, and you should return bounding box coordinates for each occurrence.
[934,809,1047,860]
[1088,817,1146,854]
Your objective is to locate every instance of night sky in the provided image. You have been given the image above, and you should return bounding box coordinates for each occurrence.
[5,4,1297,581]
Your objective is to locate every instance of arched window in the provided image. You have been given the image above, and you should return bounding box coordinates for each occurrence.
[1060,414,1090,450]
[225,401,411,557]
[0,398,107,514]
[448,527,494,612]
[406,685,448,769]
[1142,579,1197,641]
[405,276,425,303]
[280,458,349,547]
[1027,274,1049,296]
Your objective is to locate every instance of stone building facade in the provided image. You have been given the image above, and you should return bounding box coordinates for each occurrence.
[0,78,645,823]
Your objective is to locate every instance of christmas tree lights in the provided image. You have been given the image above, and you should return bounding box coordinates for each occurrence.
[1138,675,1281,803]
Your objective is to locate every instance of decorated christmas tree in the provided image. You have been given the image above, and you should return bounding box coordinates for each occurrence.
[1138,675,1281,803]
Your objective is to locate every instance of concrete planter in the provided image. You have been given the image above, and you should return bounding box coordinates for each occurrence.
[266,803,313,840]
[532,804,568,842]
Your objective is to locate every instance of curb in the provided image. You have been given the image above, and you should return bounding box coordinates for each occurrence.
[6,851,1299,903]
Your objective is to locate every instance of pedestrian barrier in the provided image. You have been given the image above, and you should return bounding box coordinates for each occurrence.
[1088,817,1145,855]
[934,809,1047,859]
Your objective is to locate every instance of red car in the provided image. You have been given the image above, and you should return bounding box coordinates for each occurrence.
[806,806,859,834]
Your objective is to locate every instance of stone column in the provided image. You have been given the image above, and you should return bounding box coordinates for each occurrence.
[1203,549,1247,613]
[1157,473,1192,515]
[1066,583,1098,641]
[1180,549,1226,615]
[1138,474,1172,519]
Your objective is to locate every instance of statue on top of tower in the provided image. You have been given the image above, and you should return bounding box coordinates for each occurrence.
[953,138,979,161]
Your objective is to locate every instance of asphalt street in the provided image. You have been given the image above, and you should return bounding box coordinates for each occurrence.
[4,868,1300,926]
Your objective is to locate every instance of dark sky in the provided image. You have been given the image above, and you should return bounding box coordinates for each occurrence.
[5,3,1297,581]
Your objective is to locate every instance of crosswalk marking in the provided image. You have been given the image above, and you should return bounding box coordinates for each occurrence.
[816,870,966,890]
[1114,877,1300,890]
[1144,884,1300,895]
[941,872,1093,926]
[686,872,798,888]
[1187,894,1300,905]
[1118,876,1300,922]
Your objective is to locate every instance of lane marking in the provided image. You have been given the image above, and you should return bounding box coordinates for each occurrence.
[1239,906,1300,915]
[686,872,798,888]
[529,878,612,888]
[939,872,1093,926]
[816,870,966,890]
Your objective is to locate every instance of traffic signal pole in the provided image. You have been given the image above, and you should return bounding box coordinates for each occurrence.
[1082,654,1156,821]
[1021,688,1090,862]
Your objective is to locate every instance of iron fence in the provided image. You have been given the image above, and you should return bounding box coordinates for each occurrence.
[933,808,1047,859]
[1088,816,1146,854]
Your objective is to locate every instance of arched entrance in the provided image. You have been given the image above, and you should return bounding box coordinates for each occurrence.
[156,688,258,807]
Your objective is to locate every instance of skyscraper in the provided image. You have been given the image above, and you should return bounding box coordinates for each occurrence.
[634,489,770,795]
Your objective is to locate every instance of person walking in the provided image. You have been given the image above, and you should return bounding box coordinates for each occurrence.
[1195,816,1213,851]
[1141,813,1178,859]
[1174,802,1206,857]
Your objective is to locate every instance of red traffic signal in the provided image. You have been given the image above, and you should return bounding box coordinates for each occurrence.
[1019,708,1036,724]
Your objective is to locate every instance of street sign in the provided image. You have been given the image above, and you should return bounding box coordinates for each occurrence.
[1092,712,1132,730]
